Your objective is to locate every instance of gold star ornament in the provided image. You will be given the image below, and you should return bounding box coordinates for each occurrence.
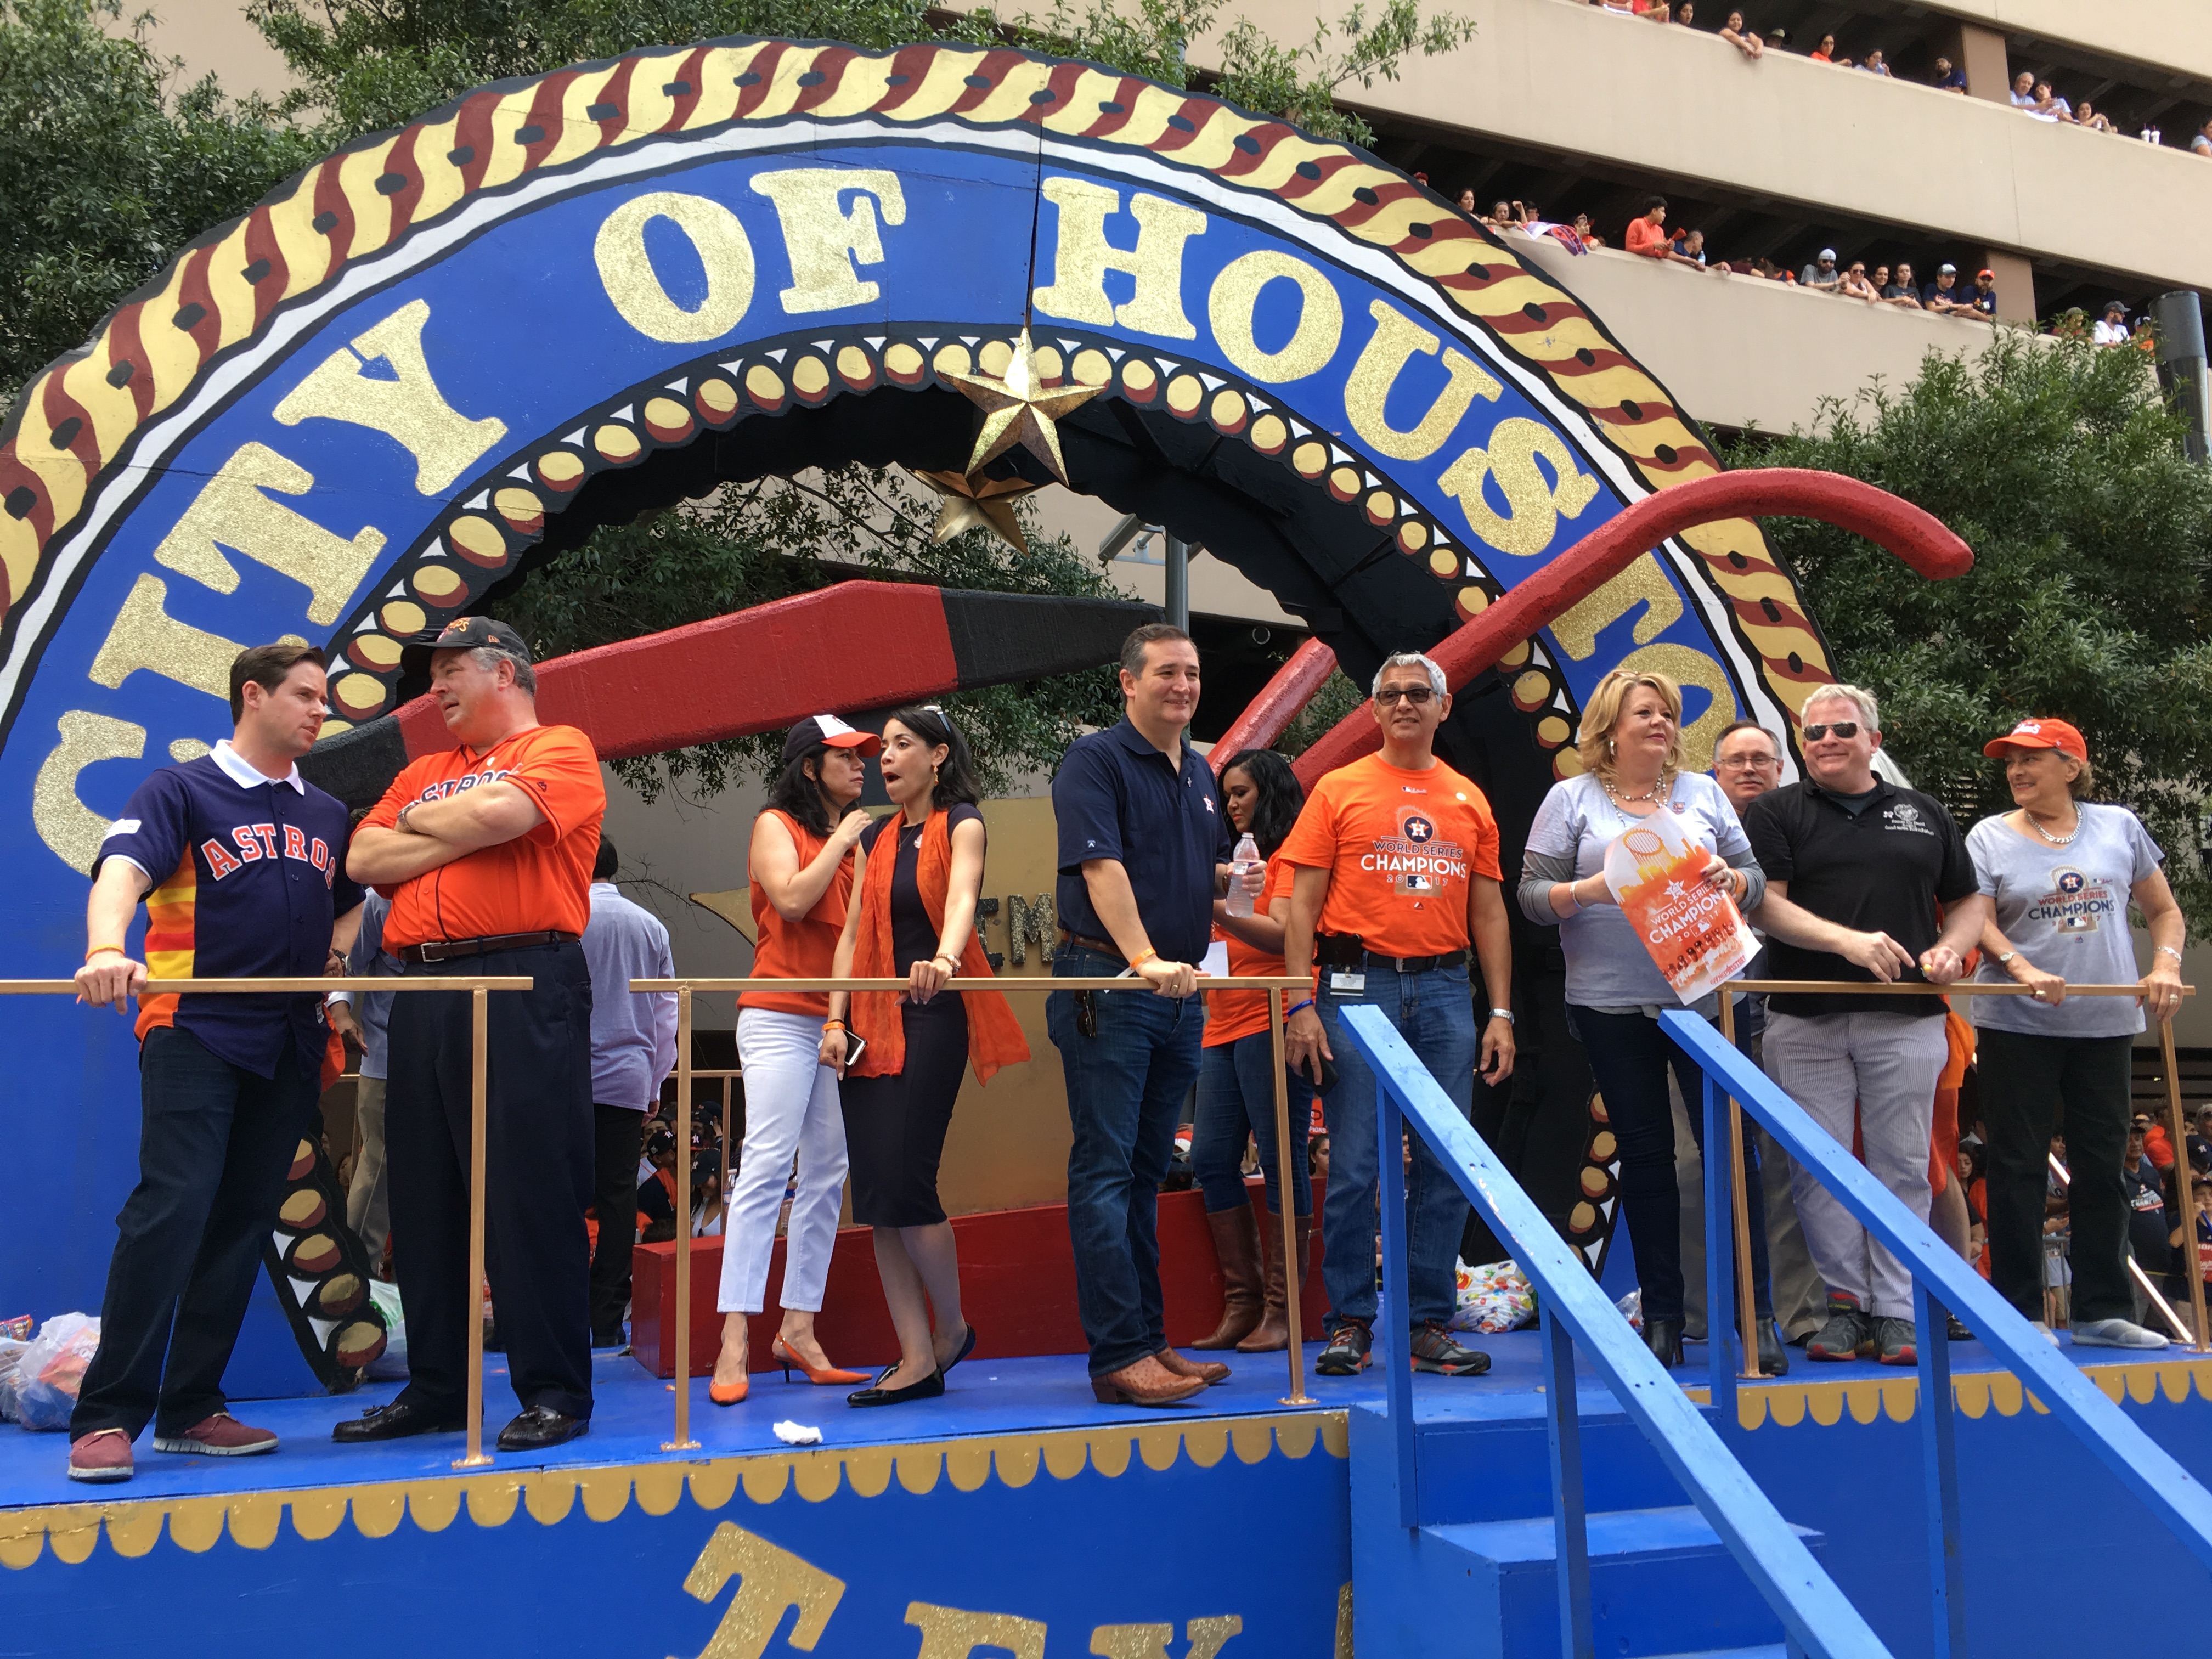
[941,328,1109,483]
[907,469,1042,555]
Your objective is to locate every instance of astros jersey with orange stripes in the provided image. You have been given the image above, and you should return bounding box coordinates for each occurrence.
[93,742,362,1077]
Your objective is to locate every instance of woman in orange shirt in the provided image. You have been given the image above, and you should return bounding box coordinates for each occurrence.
[1190,750,1314,1353]
[710,716,879,1404]
[823,707,1028,1406]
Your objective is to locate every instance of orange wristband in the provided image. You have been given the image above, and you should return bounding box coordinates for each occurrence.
[84,945,127,962]
[1129,947,1160,970]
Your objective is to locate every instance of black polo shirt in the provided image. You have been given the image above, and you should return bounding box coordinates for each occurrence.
[1741,777,1977,1019]
[1053,716,1232,966]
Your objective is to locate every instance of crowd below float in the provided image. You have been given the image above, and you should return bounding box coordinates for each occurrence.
[13,618,2198,1483]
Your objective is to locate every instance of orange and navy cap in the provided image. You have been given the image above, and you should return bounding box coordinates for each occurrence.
[400,614,532,675]
[1982,718,2086,760]
[782,713,882,764]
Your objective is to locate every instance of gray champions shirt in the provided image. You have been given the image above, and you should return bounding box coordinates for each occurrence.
[1967,803,2163,1039]
[1519,770,1764,1012]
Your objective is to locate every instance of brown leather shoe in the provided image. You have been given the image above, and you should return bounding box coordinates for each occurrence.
[1238,1209,1313,1353]
[1193,1203,1263,1349]
[1090,1354,1207,1407]
[1156,1346,1229,1385]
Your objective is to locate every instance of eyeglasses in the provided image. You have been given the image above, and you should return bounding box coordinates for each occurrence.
[1374,686,1435,706]
[1802,721,1861,741]
[1715,754,1780,770]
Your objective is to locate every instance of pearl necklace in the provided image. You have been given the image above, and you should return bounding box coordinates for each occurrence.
[2025,806,2080,847]
[1602,772,1671,809]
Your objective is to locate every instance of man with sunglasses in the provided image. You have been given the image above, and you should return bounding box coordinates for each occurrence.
[1740,685,1988,1368]
[1280,652,1515,1379]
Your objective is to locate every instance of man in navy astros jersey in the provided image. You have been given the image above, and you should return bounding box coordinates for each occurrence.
[66,643,363,1483]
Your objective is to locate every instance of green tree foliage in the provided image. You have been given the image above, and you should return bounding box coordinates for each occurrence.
[1730,333,2212,932]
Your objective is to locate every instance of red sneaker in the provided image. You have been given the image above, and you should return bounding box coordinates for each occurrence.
[153,1412,279,1457]
[68,1429,134,1483]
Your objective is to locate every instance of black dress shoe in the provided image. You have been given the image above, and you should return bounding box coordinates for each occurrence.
[590,1327,627,1351]
[332,1400,465,1443]
[1642,1317,1685,1369]
[847,1366,944,1408]
[497,1405,589,1451]
[939,1323,979,1376]
[1755,1318,1790,1377]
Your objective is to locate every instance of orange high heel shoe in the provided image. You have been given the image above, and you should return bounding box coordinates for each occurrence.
[709,1340,749,1406]
[772,1335,870,1386]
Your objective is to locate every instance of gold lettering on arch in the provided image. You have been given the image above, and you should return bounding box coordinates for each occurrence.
[1207,250,1342,382]
[1548,553,1684,662]
[150,442,387,627]
[1437,417,1599,558]
[1343,301,1501,462]
[674,1521,844,1659]
[905,1602,1047,1659]
[750,168,907,315]
[596,190,758,345]
[1614,641,1741,772]
[1031,178,1204,342]
[34,710,145,875]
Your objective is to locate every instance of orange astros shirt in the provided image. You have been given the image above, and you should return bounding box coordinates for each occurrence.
[1276,754,1502,960]
[363,724,606,949]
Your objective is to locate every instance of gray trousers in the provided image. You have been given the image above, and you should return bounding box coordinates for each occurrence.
[346,1075,391,1267]
[1764,1011,1950,1321]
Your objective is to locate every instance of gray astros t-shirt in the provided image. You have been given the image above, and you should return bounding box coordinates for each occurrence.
[1967,803,2163,1038]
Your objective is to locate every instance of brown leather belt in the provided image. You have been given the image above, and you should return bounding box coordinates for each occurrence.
[398,930,578,964]
[1057,929,1125,964]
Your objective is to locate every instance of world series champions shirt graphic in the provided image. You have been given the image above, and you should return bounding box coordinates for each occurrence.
[2030,865,2117,935]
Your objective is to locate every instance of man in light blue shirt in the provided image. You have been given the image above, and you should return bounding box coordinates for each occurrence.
[331,884,400,1273]
[580,837,678,1347]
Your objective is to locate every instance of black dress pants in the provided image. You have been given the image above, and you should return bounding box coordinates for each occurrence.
[590,1103,645,1339]
[386,941,594,1420]
[72,1026,319,1440]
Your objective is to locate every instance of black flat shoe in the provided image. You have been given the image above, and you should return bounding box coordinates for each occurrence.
[939,1323,979,1376]
[1756,1318,1790,1377]
[332,1400,465,1443]
[497,1405,589,1451]
[1642,1317,1685,1369]
[847,1366,944,1407]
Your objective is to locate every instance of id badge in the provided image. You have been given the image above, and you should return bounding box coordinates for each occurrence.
[1329,971,1367,994]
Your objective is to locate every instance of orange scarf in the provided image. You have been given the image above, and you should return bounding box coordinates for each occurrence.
[849,809,1029,1085]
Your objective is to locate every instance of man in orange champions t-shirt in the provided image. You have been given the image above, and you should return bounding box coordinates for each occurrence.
[1280,651,1515,1380]
[335,617,606,1454]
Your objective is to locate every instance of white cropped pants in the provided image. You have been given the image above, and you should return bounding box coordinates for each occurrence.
[716,1008,849,1314]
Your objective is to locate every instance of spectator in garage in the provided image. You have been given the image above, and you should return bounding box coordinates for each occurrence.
[1626,197,1672,258]
[1809,32,1835,61]
[2009,69,2036,108]
[1671,1,1696,24]
[1965,269,1999,320]
[1923,264,1970,314]
[1859,48,1892,77]
[1572,212,1606,248]
[1762,24,1788,50]
[1455,187,1477,216]
[1882,262,1924,309]
[2075,100,2112,134]
[1933,56,1967,93]
[1968,716,2183,1350]
[2191,117,2212,157]
[1839,261,1880,302]
[2095,301,2134,345]
[1799,249,1843,292]
[2029,81,2072,121]
[1718,10,1762,57]
[1671,228,1712,268]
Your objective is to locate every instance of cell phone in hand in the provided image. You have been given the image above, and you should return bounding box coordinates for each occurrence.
[841,1031,868,1071]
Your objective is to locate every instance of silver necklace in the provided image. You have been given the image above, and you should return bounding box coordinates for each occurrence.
[1603,772,1669,809]
[2025,806,2080,847]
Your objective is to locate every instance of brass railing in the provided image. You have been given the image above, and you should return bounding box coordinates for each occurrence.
[630,975,1318,1448]
[4,974,534,1470]
[1717,979,2203,1378]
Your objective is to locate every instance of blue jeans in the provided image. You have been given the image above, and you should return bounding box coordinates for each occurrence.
[1193,1032,1314,1216]
[1047,946,1205,1376]
[1317,963,1477,1334]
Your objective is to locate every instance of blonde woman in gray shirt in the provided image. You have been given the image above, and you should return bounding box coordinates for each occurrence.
[1968,717,2185,1348]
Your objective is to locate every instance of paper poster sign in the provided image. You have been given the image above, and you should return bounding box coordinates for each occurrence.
[1602,810,1758,1004]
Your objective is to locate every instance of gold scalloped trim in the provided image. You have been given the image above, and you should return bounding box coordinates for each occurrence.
[1730,1356,2212,1430]
[0,1410,1347,1570]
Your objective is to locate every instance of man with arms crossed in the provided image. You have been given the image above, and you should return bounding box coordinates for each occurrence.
[68,644,363,1482]
[336,617,606,1451]
[1049,623,1260,1407]
[1281,652,1516,1378]
[1741,685,1987,1367]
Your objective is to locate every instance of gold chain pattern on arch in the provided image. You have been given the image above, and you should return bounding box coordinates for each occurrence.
[0,36,1831,716]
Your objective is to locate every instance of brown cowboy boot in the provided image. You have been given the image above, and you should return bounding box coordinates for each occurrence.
[1193,1203,1264,1350]
[1239,1207,1312,1353]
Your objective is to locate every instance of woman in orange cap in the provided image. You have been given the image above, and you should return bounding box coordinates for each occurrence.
[1967,717,2186,1348]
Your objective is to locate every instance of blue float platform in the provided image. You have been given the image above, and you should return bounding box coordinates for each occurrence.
[5,1335,2211,1658]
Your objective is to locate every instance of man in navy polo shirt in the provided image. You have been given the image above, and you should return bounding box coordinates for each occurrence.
[1049,623,1254,1407]
[66,644,363,1483]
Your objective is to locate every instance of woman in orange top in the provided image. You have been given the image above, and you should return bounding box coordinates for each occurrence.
[823,707,1028,1406]
[1191,749,1313,1353]
[711,716,878,1405]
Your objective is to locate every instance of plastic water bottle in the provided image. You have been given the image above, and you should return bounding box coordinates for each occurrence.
[1226,833,1260,917]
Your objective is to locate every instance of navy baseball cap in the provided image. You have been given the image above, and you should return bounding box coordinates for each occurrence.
[400,614,533,676]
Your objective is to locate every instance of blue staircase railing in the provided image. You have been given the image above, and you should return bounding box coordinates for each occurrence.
[1338,1003,1888,1659]
[1663,1008,2212,1656]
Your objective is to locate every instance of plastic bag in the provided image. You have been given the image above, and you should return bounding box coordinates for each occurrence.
[364,1280,408,1380]
[1448,1259,1538,1334]
[1616,1288,1644,1333]
[15,1314,100,1431]
[0,1336,27,1423]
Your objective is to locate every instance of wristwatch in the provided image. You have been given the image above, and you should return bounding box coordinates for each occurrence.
[1489,1007,1515,1024]
[396,801,419,834]
[1993,951,2017,968]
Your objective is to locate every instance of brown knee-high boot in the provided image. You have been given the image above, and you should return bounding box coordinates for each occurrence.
[1239,1205,1312,1353]
[1194,1203,1265,1349]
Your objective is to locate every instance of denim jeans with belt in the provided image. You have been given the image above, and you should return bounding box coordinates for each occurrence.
[1317,961,1477,1334]
[1047,945,1205,1377]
